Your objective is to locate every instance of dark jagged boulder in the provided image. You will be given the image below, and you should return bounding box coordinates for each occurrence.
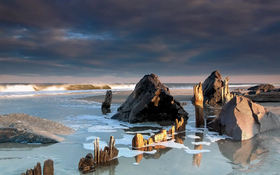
[202,70,224,106]
[209,96,280,140]
[112,74,188,123]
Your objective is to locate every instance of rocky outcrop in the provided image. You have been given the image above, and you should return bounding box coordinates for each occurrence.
[0,113,74,143]
[209,96,280,140]
[245,84,279,102]
[202,70,224,106]
[112,74,188,123]
[247,84,275,94]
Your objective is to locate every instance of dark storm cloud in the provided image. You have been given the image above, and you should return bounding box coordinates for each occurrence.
[0,0,280,79]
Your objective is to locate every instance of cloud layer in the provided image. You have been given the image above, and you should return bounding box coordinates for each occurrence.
[0,0,279,81]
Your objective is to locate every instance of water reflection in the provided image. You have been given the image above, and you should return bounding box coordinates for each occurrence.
[192,132,204,166]
[79,158,119,175]
[217,137,268,166]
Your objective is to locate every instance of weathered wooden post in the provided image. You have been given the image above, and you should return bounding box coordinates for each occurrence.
[43,159,54,175]
[223,77,233,105]
[193,82,204,127]
[175,117,185,132]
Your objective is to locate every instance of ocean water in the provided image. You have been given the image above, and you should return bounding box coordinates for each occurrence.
[0,83,280,175]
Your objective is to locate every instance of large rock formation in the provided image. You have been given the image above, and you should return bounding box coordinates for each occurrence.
[0,113,74,143]
[202,70,224,106]
[209,96,280,140]
[111,74,188,123]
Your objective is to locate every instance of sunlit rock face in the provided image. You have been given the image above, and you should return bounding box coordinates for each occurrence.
[210,96,280,140]
[112,73,188,123]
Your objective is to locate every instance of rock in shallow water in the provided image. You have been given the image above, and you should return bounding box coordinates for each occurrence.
[209,96,280,140]
[0,113,74,143]
[111,73,188,123]
[202,70,224,106]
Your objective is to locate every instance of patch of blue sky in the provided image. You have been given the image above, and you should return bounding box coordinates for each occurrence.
[64,32,109,40]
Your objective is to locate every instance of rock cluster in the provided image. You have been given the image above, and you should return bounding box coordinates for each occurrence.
[209,96,280,140]
[247,84,275,94]
[21,159,54,175]
[0,113,74,143]
[112,73,188,123]
[245,84,280,102]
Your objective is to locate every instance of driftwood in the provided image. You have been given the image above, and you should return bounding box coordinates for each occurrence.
[194,82,204,127]
[21,160,53,175]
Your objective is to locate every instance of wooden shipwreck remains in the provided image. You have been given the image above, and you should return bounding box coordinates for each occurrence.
[194,82,204,127]
[79,136,119,174]
[222,77,233,105]
[132,117,185,149]
[21,159,54,175]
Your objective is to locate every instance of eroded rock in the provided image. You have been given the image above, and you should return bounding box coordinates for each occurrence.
[112,73,188,123]
[202,70,224,106]
[209,96,280,140]
[0,113,74,143]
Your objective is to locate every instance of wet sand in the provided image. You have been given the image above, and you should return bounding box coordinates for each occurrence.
[79,88,280,116]
[79,89,194,104]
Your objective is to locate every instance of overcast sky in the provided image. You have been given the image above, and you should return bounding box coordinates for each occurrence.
[0,0,279,83]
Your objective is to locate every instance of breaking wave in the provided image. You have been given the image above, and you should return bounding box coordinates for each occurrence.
[0,83,137,93]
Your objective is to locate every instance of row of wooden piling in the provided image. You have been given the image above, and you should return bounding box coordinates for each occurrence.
[132,117,185,149]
